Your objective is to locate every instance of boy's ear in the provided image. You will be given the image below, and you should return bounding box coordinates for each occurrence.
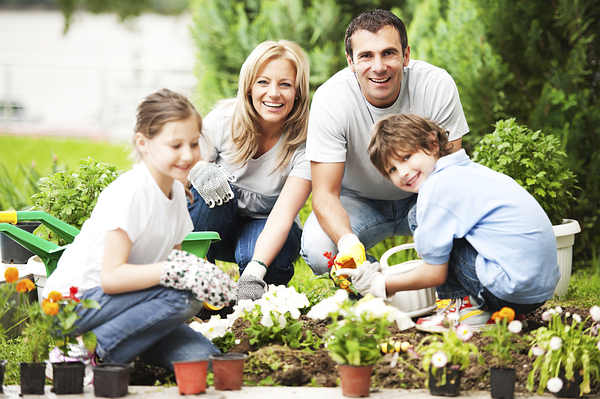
[135,132,149,154]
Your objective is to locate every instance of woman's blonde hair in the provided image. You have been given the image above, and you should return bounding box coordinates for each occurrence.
[225,40,310,173]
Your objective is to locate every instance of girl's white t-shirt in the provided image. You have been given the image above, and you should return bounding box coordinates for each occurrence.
[43,161,193,297]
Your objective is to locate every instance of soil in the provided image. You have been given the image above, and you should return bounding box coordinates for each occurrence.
[129,305,600,394]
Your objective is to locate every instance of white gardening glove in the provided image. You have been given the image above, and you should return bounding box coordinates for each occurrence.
[159,249,237,308]
[188,161,236,208]
[236,261,268,302]
[337,261,390,300]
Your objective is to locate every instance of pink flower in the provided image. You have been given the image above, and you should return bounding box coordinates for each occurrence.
[456,324,473,341]
[542,311,552,321]
[431,351,448,368]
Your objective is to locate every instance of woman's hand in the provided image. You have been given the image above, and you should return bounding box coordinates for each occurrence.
[188,161,236,208]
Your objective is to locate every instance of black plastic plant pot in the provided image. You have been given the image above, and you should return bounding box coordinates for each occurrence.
[52,361,85,395]
[0,359,7,394]
[553,369,583,398]
[20,362,47,395]
[0,221,41,264]
[429,366,462,397]
[490,367,516,399]
[93,364,130,398]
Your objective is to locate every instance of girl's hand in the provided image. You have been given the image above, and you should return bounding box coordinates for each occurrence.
[160,249,237,307]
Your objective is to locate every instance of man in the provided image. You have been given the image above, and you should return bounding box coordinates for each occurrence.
[301,9,469,274]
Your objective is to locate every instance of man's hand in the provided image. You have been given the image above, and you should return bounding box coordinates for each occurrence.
[188,161,236,208]
[236,261,267,301]
[159,249,237,307]
[337,261,389,299]
[336,234,366,269]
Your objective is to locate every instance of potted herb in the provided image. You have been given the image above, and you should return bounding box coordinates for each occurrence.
[417,315,483,397]
[526,305,600,397]
[20,297,53,395]
[43,288,100,395]
[307,290,414,397]
[472,118,580,296]
[482,307,525,399]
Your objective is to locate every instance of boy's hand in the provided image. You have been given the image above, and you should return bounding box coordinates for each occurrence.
[236,261,267,301]
[188,161,236,208]
[160,249,237,307]
[336,234,366,269]
[337,261,389,299]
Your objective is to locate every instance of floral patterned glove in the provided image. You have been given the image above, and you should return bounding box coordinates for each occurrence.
[160,249,237,308]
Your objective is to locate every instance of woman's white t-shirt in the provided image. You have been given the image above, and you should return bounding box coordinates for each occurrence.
[43,161,193,297]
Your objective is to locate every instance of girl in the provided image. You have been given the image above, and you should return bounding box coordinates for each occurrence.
[43,88,236,370]
[187,40,312,301]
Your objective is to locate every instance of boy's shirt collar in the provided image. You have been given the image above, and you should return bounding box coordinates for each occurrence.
[432,149,469,176]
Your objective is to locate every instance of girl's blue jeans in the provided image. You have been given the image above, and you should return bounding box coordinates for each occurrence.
[75,286,219,369]
[407,205,545,314]
[187,186,301,286]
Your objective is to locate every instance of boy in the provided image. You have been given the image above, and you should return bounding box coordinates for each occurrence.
[343,114,559,331]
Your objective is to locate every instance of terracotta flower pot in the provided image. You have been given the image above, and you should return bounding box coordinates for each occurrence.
[0,359,7,394]
[20,362,47,395]
[93,364,130,398]
[52,361,85,395]
[338,364,374,397]
[172,359,208,395]
[209,353,247,391]
[490,367,515,399]
[429,365,462,397]
[553,369,583,398]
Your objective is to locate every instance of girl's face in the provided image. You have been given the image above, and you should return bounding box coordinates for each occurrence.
[136,115,201,197]
[250,58,297,132]
[386,149,437,194]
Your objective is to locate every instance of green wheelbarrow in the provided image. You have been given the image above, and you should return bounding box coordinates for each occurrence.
[0,210,220,278]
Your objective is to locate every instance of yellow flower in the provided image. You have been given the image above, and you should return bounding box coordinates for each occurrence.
[4,267,19,283]
[16,279,36,293]
[43,302,59,316]
[47,291,63,302]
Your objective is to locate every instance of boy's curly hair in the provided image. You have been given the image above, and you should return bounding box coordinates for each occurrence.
[368,114,453,180]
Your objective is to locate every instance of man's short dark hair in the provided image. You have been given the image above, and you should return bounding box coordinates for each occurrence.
[344,9,408,61]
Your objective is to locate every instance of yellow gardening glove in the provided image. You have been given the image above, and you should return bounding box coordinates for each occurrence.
[330,234,366,292]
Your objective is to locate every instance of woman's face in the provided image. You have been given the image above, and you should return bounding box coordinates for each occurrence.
[250,58,297,132]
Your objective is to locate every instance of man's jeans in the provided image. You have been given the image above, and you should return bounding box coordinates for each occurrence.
[407,205,545,314]
[76,286,219,369]
[188,186,300,285]
[300,194,418,275]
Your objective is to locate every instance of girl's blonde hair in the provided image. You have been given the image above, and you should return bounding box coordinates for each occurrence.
[368,114,453,180]
[133,88,203,201]
[224,40,310,173]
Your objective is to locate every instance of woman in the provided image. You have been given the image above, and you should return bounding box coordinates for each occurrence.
[187,40,311,301]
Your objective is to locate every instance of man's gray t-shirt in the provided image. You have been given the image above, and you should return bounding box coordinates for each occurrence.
[306,59,469,201]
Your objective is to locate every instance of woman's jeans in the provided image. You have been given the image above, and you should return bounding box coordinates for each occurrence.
[188,186,301,286]
[76,286,219,369]
[407,205,545,314]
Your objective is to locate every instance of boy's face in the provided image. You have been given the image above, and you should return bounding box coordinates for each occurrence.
[386,150,437,193]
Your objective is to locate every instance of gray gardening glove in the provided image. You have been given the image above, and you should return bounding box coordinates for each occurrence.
[236,261,267,301]
[159,249,237,308]
[188,161,236,208]
[337,261,390,299]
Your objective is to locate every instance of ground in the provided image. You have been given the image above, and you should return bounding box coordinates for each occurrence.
[129,305,599,394]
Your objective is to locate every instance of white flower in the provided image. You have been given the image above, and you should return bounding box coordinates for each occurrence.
[508,320,522,334]
[542,311,552,321]
[189,315,229,340]
[456,324,473,341]
[532,346,545,357]
[447,312,460,322]
[547,377,564,393]
[549,309,556,315]
[565,312,571,318]
[550,336,563,351]
[590,305,600,322]
[572,314,581,323]
[306,289,348,319]
[431,351,448,368]
[555,306,563,314]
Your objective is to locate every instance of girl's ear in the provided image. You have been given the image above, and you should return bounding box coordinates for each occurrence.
[135,132,149,154]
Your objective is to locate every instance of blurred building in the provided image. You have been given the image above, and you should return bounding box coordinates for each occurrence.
[0,10,197,142]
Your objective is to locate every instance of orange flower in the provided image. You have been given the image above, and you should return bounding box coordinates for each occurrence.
[491,311,502,322]
[43,301,59,316]
[4,267,19,283]
[16,279,36,293]
[47,291,63,302]
[498,307,515,322]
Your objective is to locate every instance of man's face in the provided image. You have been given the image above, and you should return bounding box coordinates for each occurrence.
[346,25,410,108]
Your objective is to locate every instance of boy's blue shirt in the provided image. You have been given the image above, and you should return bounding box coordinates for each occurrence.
[414,149,559,303]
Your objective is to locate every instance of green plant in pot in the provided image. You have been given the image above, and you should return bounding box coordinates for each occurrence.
[31,157,122,246]
[472,119,580,296]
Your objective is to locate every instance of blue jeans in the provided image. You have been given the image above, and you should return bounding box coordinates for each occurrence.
[301,194,418,275]
[188,186,300,285]
[407,205,545,314]
[75,286,219,369]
